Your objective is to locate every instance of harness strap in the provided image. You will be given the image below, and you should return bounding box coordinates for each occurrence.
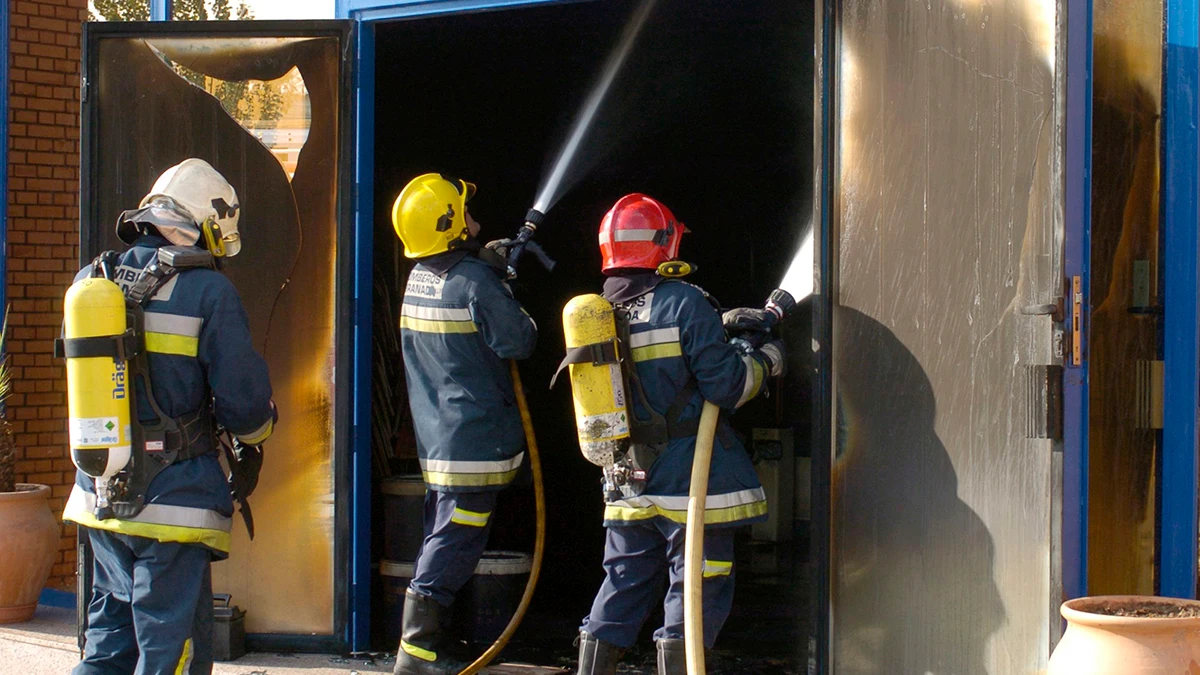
[549,339,619,389]
[54,330,140,360]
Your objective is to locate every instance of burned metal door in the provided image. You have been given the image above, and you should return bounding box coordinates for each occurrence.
[824,0,1061,672]
[81,21,354,643]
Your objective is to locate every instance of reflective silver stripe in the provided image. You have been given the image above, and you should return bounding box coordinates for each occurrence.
[66,488,233,532]
[609,487,767,512]
[737,354,763,407]
[611,229,660,242]
[420,452,525,475]
[400,303,473,322]
[628,327,680,348]
[703,560,733,577]
[451,508,491,527]
[236,418,273,444]
[144,312,203,337]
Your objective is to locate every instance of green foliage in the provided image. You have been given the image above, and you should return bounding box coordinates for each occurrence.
[88,0,288,131]
[0,309,16,493]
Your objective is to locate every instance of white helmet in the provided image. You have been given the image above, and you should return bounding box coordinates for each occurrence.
[138,158,242,257]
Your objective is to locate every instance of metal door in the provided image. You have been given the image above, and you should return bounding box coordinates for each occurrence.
[80,20,355,649]
[818,0,1063,672]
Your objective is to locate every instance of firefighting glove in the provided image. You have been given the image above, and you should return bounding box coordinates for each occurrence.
[485,238,515,258]
[230,438,263,500]
[758,339,787,378]
[722,307,774,335]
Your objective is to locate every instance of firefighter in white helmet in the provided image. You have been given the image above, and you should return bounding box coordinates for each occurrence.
[63,158,275,675]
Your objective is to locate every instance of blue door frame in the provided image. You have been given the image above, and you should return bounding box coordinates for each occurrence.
[1062,0,1200,602]
[117,0,1200,654]
[1159,0,1200,600]
[1062,0,1092,604]
[338,0,586,651]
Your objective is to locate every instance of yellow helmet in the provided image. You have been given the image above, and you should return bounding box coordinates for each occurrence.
[392,173,477,259]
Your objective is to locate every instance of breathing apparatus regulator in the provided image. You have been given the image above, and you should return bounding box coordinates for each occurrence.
[58,159,262,534]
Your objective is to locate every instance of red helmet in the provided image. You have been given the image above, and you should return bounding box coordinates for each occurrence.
[598,194,687,273]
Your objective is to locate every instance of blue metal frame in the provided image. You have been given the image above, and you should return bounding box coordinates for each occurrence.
[1061,0,1092,602]
[1159,0,1200,600]
[0,0,8,316]
[149,0,170,21]
[340,0,576,22]
[349,19,376,653]
[339,0,586,650]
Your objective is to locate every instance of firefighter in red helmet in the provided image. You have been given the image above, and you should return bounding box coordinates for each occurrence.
[574,194,785,675]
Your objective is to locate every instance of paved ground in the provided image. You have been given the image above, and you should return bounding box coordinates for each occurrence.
[0,606,567,675]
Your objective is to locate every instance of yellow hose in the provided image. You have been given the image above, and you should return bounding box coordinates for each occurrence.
[683,401,721,675]
[456,361,545,675]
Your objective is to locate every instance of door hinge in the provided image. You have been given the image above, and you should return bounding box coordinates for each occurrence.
[1026,364,1064,440]
[81,76,88,104]
[1136,359,1164,429]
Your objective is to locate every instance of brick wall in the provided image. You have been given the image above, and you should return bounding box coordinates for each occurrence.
[8,0,87,592]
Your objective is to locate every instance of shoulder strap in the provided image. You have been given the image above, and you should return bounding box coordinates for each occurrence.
[90,251,122,281]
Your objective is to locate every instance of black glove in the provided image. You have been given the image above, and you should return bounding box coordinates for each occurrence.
[723,307,774,335]
[485,238,515,259]
[758,339,787,378]
[229,439,263,500]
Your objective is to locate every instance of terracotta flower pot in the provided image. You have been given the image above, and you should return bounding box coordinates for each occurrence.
[0,484,59,623]
[1048,595,1200,674]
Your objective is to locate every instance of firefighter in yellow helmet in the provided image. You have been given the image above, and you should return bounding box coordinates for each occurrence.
[390,174,537,674]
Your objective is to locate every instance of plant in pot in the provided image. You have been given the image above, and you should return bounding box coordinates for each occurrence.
[0,312,60,623]
[1048,595,1200,674]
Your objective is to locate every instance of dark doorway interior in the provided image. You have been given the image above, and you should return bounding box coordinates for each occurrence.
[371,1,815,671]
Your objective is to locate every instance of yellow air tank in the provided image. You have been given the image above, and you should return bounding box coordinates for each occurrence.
[64,277,132,487]
[562,294,630,466]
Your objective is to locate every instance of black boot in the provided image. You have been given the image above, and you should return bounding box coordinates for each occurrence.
[394,590,469,675]
[656,638,687,675]
[575,631,624,675]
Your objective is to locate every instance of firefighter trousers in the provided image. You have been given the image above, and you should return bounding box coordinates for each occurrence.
[409,490,498,607]
[581,519,736,649]
[74,529,213,675]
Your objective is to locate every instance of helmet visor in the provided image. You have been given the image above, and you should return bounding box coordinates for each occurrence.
[117,199,201,247]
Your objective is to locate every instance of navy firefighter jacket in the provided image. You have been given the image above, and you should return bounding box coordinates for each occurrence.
[400,253,538,492]
[602,278,772,529]
[63,235,275,556]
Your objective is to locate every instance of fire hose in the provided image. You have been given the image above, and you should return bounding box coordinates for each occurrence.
[456,213,553,674]
[456,361,545,675]
[683,289,795,675]
[682,400,721,674]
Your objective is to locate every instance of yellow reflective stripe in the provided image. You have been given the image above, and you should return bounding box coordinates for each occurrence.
[399,316,478,334]
[737,355,766,408]
[702,560,733,578]
[423,468,519,488]
[631,342,682,362]
[237,418,274,445]
[451,507,492,528]
[63,489,232,553]
[401,640,437,662]
[604,495,768,526]
[145,332,200,357]
[174,638,193,675]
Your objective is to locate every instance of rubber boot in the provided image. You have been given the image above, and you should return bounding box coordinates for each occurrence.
[393,590,469,675]
[575,631,624,675]
[656,638,687,675]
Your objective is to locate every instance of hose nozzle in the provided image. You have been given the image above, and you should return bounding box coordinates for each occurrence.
[506,208,555,278]
[764,288,796,326]
[524,208,546,229]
